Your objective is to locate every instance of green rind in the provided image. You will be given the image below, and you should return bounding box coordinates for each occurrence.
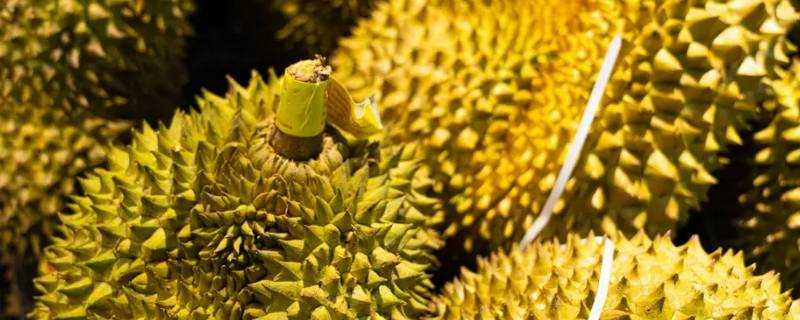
[0,103,128,259]
[32,71,443,319]
[0,102,128,317]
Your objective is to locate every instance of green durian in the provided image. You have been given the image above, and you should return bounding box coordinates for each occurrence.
[432,232,800,319]
[0,104,127,260]
[333,0,799,250]
[1,0,192,314]
[0,0,193,118]
[0,102,128,316]
[33,59,443,319]
[0,0,194,261]
[273,0,376,54]
[737,59,800,294]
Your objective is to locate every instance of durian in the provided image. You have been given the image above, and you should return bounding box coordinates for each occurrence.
[0,0,194,259]
[33,59,443,319]
[273,0,377,54]
[432,233,800,319]
[737,60,800,294]
[0,105,127,260]
[333,0,799,250]
[0,0,193,118]
[0,102,128,316]
[1,0,192,314]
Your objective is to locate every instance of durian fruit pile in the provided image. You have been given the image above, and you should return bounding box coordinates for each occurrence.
[0,0,193,315]
[737,61,800,294]
[0,0,194,118]
[272,0,377,54]
[333,0,799,250]
[432,233,800,319]
[0,104,130,318]
[0,0,195,261]
[32,59,443,319]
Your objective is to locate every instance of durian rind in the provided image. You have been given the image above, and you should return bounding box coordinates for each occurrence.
[0,103,128,260]
[0,0,193,117]
[432,233,800,319]
[738,60,800,294]
[32,72,443,319]
[333,0,799,249]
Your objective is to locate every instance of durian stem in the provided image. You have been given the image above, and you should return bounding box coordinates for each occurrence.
[271,57,331,161]
[269,127,324,161]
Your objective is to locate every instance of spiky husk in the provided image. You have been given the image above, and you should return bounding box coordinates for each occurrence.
[274,0,376,54]
[738,60,800,294]
[333,0,798,250]
[0,103,128,260]
[0,0,193,118]
[32,72,443,319]
[432,233,800,319]
[0,102,128,317]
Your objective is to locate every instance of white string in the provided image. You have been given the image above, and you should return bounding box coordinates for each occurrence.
[519,35,623,248]
[588,236,615,320]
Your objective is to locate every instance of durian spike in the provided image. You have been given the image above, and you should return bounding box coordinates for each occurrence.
[0,0,193,118]
[32,71,444,319]
[333,0,800,249]
[272,0,375,54]
[430,233,800,319]
[737,59,800,295]
[520,34,623,248]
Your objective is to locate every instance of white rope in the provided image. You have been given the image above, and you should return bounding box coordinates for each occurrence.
[588,236,615,320]
[519,35,623,248]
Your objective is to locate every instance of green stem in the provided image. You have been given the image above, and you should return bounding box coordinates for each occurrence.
[271,57,331,161]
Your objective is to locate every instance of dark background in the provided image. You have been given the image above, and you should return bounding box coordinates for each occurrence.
[179,1,303,116]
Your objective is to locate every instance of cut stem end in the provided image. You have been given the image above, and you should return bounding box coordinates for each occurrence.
[271,56,332,160]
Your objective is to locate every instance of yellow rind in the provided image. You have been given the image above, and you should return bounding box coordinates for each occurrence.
[333,0,799,250]
[738,60,800,294]
[432,233,800,319]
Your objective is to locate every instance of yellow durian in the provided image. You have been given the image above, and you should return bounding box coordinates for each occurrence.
[738,59,800,295]
[0,0,193,314]
[333,0,799,250]
[432,233,800,319]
